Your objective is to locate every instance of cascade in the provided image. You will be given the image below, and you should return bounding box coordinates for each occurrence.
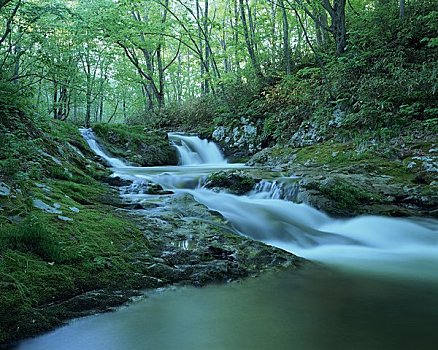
[81,130,438,280]
[251,178,301,201]
[168,133,227,165]
[79,128,127,168]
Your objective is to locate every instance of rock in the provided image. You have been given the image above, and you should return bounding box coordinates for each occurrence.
[212,121,261,156]
[35,183,52,193]
[0,182,10,197]
[93,125,178,167]
[7,215,23,224]
[40,151,63,165]
[104,176,133,187]
[33,199,63,214]
[69,207,80,213]
[123,181,173,196]
[289,121,325,148]
[204,170,257,194]
[58,216,73,222]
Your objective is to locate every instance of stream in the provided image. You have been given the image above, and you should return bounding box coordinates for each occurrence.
[13,131,438,350]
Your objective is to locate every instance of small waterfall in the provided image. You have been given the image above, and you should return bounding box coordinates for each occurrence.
[79,128,127,168]
[251,178,300,201]
[169,133,227,165]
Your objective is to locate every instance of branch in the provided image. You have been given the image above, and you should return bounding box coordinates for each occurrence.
[0,0,21,46]
[282,0,332,33]
[163,39,181,72]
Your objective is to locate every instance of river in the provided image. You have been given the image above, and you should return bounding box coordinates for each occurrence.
[12,132,438,350]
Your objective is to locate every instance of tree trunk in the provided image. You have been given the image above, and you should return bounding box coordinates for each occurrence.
[322,0,347,55]
[399,0,405,18]
[238,0,262,78]
[279,0,291,74]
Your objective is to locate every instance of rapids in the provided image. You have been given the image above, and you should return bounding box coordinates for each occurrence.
[81,130,438,280]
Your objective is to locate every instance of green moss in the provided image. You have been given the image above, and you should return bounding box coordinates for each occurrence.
[0,217,65,263]
[318,178,380,209]
[206,171,256,194]
[93,123,177,166]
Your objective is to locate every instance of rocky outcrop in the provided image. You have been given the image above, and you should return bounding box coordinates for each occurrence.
[125,192,306,288]
[93,124,178,166]
[246,145,438,218]
[212,117,261,159]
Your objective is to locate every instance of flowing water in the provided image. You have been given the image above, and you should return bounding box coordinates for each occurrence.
[12,132,438,350]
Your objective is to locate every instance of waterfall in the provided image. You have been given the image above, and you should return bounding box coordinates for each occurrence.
[79,128,127,168]
[168,133,227,165]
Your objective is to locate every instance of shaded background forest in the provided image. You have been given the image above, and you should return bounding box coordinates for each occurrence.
[0,0,437,143]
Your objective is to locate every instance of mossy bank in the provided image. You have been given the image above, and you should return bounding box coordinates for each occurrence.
[93,124,178,166]
[0,112,304,345]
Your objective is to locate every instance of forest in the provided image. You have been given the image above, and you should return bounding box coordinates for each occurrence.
[0,0,438,348]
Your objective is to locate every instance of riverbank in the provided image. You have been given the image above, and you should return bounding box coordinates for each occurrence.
[204,137,437,218]
[0,119,304,345]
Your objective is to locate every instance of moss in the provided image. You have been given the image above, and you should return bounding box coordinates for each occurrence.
[0,116,159,344]
[0,176,154,343]
[93,123,178,166]
[205,171,256,194]
[317,178,380,209]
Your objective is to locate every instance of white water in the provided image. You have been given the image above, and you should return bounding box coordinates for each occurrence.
[83,131,438,281]
[168,133,227,165]
[187,189,438,280]
[79,128,127,168]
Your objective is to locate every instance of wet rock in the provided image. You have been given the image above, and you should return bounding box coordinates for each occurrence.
[104,176,133,187]
[204,170,257,194]
[147,263,185,282]
[190,261,233,287]
[93,125,178,166]
[46,290,134,319]
[122,181,173,196]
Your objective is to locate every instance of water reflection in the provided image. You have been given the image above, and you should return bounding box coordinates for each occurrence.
[13,268,438,350]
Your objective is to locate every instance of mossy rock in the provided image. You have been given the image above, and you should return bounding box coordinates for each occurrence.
[205,170,257,194]
[93,124,178,166]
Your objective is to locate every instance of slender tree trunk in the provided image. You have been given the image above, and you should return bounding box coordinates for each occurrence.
[270,0,277,65]
[204,0,210,94]
[238,0,262,78]
[122,98,127,123]
[233,0,240,73]
[73,89,78,123]
[399,0,405,18]
[279,0,291,74]
[53,81,58,119]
